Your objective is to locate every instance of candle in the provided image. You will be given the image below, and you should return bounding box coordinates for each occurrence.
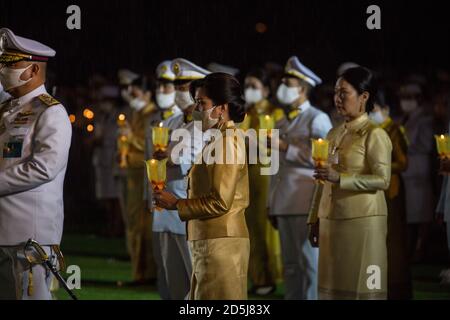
[118,135,129,168]
[144,158,167,191]
[144,158,167,212]
[435,134,450,157]
[259,114,275,131]
[116,113,127,127]
[311,138,329,184]
[152,122,169,152]
[311,138,329,163]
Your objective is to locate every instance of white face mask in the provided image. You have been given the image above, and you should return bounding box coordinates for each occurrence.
[129,98,147,111]
[175,90,194,110]
[244,88,263,105]
[156,92,175,110]
[0,64,33,91]
[200,106,219,130]
[276,83,300,105]
[400,99,418,113]
[369,110,386,125]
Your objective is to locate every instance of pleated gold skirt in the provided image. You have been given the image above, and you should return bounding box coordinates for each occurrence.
[318,215,387,300]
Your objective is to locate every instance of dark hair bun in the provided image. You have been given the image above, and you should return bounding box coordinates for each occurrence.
[190,72,247,123]
[340,66,377,111]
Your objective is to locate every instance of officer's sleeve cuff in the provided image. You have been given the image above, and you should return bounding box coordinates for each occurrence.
[339,173,355,190]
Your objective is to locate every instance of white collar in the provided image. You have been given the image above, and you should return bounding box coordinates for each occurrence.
[11,84,47,107]
[295,100,311,112]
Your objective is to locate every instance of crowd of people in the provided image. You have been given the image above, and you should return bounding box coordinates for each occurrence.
[1,27,449,300]
[68,56,450,300]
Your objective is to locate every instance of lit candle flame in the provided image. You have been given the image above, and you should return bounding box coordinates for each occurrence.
[159,122,163,127]
[118,114,126,121]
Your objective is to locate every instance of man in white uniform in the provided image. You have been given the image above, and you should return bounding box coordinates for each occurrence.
[269,56,332,300]
[0,28,72,299]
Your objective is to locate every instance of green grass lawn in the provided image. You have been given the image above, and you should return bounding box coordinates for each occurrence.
[53,234,450,300]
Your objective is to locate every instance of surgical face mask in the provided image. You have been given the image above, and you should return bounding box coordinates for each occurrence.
[200,106,219,130]
[156,91,175,109]
[276,83,300,105]
[175,90,194,110]
[129,98,147,111]
[400,99,418,113]
[369,110,386,125]
[0,64,33,91]
[244,88,263,105]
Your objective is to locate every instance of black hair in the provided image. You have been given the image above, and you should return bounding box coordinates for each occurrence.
[246,68,271,89]
[340,66,377,111]
[189,72,246,123]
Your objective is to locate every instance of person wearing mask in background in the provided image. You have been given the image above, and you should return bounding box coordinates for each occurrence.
[240,68,286,296]
[369,90,412,299]
[435,92,450,285]
[116,69,140,222]
[121,75,158,286]
[0,28,72,299]
[309,66,392,300]
[154,72,250,300]
[150,59,209,300]
[92,85,124,237]
[144,61,184,211]
[269,56,332,300]
[399,82,435,263]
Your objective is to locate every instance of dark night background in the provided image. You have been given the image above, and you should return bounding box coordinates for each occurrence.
[1,0,449,85]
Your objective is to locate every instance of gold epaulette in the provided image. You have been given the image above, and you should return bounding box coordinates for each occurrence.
[38,94,60,107]
[399,125,410,146]
[272,108,285,122]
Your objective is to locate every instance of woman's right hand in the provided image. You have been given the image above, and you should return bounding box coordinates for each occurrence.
[308,221,319,248]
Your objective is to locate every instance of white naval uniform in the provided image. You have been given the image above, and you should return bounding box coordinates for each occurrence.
[401,107,435,223]
[152,115,209,300]
[269,100,332,300]
[0,85,72,299]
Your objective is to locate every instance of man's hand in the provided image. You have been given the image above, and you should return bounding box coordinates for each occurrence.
[308,221,319,248]
[153,189,179,210]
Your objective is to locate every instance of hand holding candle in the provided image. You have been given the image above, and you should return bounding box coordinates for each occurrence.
[152,122,169,152]
[435,134,450,158]
[144,158,168,211]
[312,138,330,184]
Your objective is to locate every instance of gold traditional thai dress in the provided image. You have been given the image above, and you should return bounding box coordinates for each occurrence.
[126,102,157,282]
[380,117,412,299]
[240,99,285,287]
[308,113,392,299]
[176,120,250,300]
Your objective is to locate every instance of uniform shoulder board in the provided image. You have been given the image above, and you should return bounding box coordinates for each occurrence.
[38,94,60,107]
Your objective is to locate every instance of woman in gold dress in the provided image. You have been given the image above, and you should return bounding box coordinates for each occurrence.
[154,73,250,300]
[308,67,392,299]
[240,68,285,295]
